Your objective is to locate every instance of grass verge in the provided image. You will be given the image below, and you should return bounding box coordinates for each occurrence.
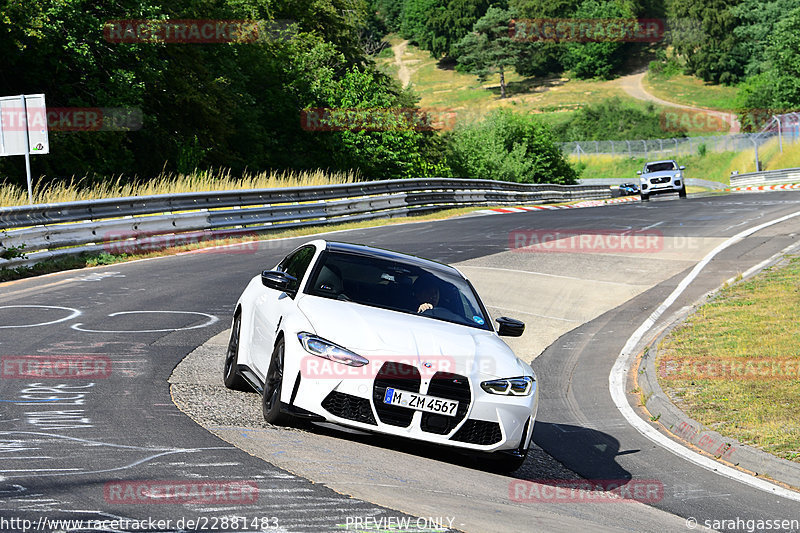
[656,256,800,463]
[643,71,740,111]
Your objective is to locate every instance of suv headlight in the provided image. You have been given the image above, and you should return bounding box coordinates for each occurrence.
[481,376,534,396]
[297,332,368,367]
[675,172,682,179]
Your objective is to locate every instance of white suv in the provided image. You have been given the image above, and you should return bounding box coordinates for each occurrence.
[638,160,687,202]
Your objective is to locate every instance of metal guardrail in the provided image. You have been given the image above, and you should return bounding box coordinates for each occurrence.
[0,178,611,269]
[729,167,800,188]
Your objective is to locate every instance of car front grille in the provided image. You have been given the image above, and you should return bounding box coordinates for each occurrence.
[450,419,503,445]
[372,362,420,427]
[651,176,671,184]
[321,391,377,425]
[420,372,471,435]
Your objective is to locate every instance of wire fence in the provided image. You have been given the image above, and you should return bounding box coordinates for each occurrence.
[559,132,800,160]
[560,113,800,161]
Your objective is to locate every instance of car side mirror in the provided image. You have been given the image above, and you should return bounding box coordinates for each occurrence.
[679,165,686,170]
[261,270,298,296]
[636,170,642,175]
[496,316,525,337]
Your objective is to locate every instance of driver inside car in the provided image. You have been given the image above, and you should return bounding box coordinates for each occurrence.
[412,275,440,313]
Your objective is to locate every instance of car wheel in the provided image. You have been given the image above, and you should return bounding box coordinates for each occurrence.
[679,186,687,198]
[640,193,649,202]
[223,312,249,391]
[262,337,290,425]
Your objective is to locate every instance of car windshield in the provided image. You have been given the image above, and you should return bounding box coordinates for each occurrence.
[645,162,677,172]
[305,250,492,330]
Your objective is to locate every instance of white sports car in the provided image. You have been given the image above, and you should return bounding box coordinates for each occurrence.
[224,240,538,471]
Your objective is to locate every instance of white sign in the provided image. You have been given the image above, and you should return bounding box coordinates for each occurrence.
[0,94,49,156]
[0,94,49,203]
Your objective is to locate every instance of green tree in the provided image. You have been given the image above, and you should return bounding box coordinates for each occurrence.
[447,109,578,184]
[508,0,582,17]
[736,6,800,129]
[560,0,638,80]
[666,0,746,84]
[401,0,440,49]
[0,0,441,185]
[509,0,580,76]
[372,0,404,32]
[318,67,441,179]
[427,0,500,57]
[399,0,502,58]
[454,7,518,98]
[730,0,797,77]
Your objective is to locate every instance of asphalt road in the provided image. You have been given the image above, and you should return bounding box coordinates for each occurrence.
[2,191,800,532]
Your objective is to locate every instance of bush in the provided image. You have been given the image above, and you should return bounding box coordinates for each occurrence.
[553,98,687,141]
[649,58,682,79]
[446,110,578,184]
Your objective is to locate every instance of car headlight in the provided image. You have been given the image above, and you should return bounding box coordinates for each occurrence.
[297,332,369,367]
[675,172,682,179]
[481,376,534,396]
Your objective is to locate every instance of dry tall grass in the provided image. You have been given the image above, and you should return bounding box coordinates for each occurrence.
[0,168,360,207]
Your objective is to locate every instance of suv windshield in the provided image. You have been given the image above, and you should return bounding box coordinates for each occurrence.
[645,162,677,173]
[305,251,491,330]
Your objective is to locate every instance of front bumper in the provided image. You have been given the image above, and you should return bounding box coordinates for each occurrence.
[641,176,682,195]
[291,361,538,453]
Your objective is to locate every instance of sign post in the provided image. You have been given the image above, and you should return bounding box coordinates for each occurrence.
[0,94,50,204]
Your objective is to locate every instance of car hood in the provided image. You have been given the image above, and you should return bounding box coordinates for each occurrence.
[296,295,530,379]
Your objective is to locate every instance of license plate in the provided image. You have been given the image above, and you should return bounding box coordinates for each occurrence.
[382,387,459,416]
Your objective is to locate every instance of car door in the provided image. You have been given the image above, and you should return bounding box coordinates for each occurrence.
[252,245,317,379]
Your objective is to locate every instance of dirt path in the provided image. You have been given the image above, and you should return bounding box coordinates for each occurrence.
[393,40,412,88]
[616,70,741,133]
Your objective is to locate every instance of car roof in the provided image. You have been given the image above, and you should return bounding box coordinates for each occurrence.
[645,160,677,165]
[323,241,462,277]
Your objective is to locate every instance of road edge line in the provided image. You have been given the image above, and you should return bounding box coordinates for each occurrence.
[609,209,800,502]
